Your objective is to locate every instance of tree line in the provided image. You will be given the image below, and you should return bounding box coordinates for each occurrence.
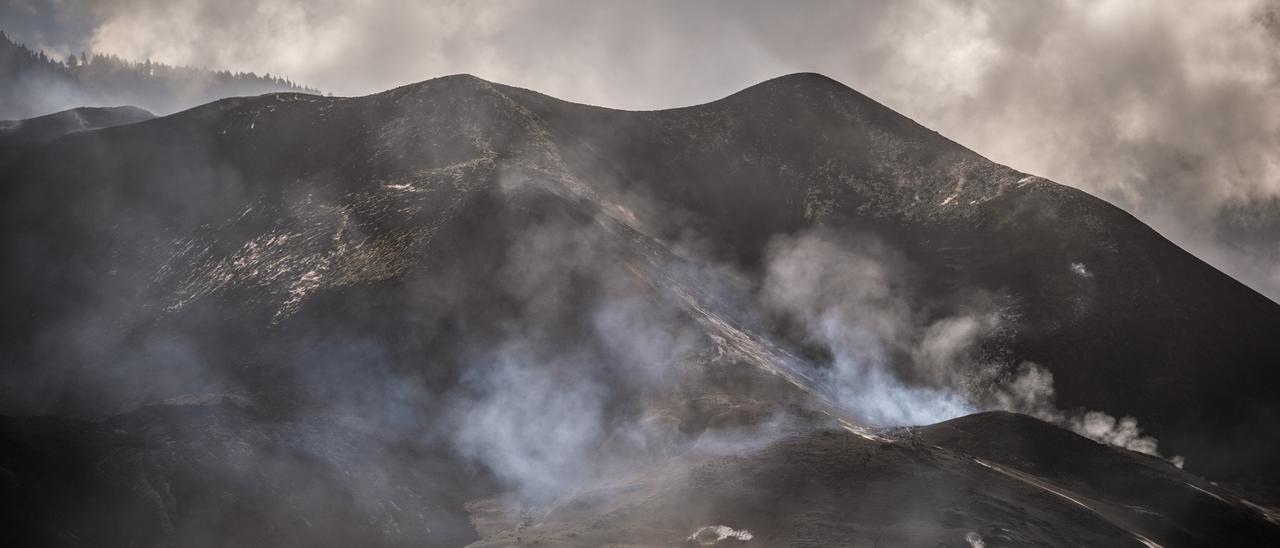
[1,30,321,120]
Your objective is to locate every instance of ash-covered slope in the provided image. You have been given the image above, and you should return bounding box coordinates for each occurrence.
[0,106,154,146]
[496,73,1280,482]
[470,412,1280,547]
[1,73,1278,546]
[0,105,153,165]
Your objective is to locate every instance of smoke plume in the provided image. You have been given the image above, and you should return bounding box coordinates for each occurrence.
[760,229,1183,464]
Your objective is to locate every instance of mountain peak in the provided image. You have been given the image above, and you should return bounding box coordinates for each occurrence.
[724,72,870,103]
[759,71,848,87]
[379,73,496,96]
[713,72,953,149]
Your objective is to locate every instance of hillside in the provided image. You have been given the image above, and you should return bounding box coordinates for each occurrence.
[1,73,1277,546]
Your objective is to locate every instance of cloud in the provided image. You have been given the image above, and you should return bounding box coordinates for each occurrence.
[867,0,1280,304]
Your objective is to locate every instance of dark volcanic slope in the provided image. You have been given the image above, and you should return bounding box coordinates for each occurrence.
[9,408,1276,547]
[0,105,154,164]
[496,74,1280,482]
[0,105,155,145]
[1,73,1279,546]
[4,73,1275,477]
[0,399,488,548]
[469,412,1280,547]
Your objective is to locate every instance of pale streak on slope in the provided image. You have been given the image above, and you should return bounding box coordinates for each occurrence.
[591,203,885,442]
[1182,481,1228,504]
[1239,498,1280,526]
[1182,481,1280,526]
[481,130,888,446]
[157,155,496,321]
[972,458,1163,548]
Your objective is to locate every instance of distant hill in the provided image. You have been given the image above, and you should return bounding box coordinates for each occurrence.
[0,105,154,166]
[0,105,153,145]
[0,30,319,119]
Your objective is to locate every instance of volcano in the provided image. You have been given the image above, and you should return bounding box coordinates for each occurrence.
[1,73,1277,547]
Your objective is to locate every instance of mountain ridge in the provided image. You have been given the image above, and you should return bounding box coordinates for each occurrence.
[1,72,1278,546]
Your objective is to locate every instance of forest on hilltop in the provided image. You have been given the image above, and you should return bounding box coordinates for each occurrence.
[1,30,318,119]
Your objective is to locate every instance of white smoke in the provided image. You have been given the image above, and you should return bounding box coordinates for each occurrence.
[993,361,1184,467]
[441,207,708,499]
[450,346,607,499]
[762,229,1184,465]
[761,230,995,426]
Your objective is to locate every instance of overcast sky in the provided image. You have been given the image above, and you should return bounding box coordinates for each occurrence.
[4,0,1279,302]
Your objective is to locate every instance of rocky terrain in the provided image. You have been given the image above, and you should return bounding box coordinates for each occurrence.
[1,73,1277,546]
